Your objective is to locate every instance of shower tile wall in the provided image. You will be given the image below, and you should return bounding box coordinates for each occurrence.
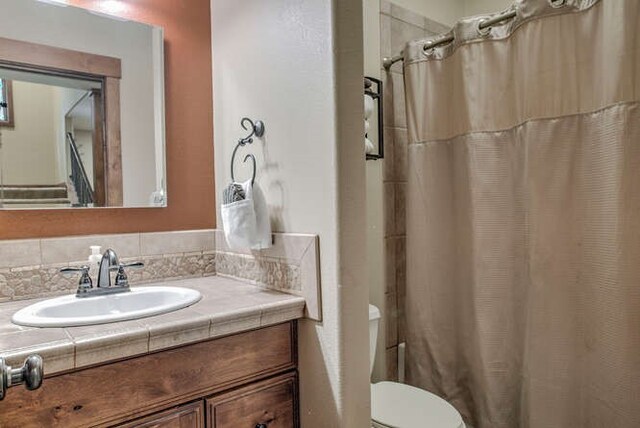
[380,0,448,381]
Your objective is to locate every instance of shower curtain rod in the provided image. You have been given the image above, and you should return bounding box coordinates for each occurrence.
[382,8,517,69]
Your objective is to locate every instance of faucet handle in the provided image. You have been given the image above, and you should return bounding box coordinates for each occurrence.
[108,261,143,271]
[60,265,90,274]
[60,266,93,294]
[120,262,144,269]
[114,262,144,288]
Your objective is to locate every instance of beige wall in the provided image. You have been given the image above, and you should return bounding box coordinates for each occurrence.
[1,81,59,185]
[363,0,386,382]
[391,0,465,25]
[464,0,513,16]
[54,87,90,184]
[2,82,100,189]
[74,130,94,185]
[212,0,369,426]
[379,0,514,28]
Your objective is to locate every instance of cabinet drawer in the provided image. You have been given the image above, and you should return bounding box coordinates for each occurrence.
[207,372,298,428]
[115,401,204,428]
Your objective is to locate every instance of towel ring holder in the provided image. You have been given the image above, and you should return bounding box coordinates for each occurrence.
[231,152,257,185]
[230,118,264,185]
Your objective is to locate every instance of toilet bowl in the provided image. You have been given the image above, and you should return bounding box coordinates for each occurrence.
[369,304,465,428]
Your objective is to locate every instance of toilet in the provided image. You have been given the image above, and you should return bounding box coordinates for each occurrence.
[369,304,465,428]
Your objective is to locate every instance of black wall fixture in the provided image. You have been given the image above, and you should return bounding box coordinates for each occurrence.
[365,76,384,160]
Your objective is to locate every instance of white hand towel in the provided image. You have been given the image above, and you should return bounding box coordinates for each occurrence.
[364,95,374,119]
[221,179,272,251]
[249,181,272,250]
[221,199,257,250]
[365,137,375,154]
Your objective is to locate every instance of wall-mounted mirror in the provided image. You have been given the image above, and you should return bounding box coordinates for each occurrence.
[0,0,166,209]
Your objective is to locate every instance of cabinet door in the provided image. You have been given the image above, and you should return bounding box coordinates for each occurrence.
[115,401,204,428]
[207,372,298,428]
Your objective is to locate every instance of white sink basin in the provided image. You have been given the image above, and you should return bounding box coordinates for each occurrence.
[11,286,202,328]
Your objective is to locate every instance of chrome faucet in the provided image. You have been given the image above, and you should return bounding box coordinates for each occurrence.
[98,248,119,288]
[61,248,144,297]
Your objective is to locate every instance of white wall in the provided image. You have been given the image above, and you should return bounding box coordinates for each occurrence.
[391,0,465,25]
[464,0,513,16]
[0,0,164,207]
[54,87,89,184]
[363,0,387,382]
[212,0,369,426]
[0,80,100,188]
[380,0,513,27]
[1,82,59,185]
[74,130,94,185]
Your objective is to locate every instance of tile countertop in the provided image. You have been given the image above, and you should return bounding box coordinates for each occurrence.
[0,276,305,376]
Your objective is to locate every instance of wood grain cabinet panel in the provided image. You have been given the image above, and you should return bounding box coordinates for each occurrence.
[0,322,297,428]
[207,373,298,428]
[114,401,204,428]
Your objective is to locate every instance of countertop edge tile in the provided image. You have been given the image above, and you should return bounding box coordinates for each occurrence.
[147,311,212,352]
[209,310,262,340]
[1,339,75,375]
[72,327,151,369]
[260,300,306,327]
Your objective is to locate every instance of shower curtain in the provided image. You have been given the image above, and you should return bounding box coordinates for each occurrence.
[403,1,640,427]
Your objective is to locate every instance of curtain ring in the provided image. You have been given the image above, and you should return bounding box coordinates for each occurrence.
[549,0,566,8]
[477,20,492,36]
[422,43,435,57]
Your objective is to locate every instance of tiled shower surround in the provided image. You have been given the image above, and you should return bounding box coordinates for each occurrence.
[380,0,448,380]
[0,229,320,320]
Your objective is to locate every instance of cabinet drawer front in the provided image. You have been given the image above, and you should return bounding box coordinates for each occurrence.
[0,322,295,428]
[207,373,298,428]
[115,401,204,428]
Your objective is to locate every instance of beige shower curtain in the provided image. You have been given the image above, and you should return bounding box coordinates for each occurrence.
[403,1,640,427]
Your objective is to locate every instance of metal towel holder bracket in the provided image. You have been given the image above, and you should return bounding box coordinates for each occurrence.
[230,118,264,185]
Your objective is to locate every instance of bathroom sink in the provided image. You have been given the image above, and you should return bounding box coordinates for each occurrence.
[11,286,202,328]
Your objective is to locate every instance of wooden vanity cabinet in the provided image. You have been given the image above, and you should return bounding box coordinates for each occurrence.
[115,401,205,428]
[0,321,299,428]
[206,372,297,428]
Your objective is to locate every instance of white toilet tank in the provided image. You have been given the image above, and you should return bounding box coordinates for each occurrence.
[369,304,381,376]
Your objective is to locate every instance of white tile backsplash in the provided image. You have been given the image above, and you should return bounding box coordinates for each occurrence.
[41,234,140,265]
[3,230,217,269]
[0,239,41,269]
[140,230,215,256]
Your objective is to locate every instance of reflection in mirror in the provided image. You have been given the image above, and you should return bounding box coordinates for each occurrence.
[0,0,166,209]
[67,94,99,207]
[0,69,105,208]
